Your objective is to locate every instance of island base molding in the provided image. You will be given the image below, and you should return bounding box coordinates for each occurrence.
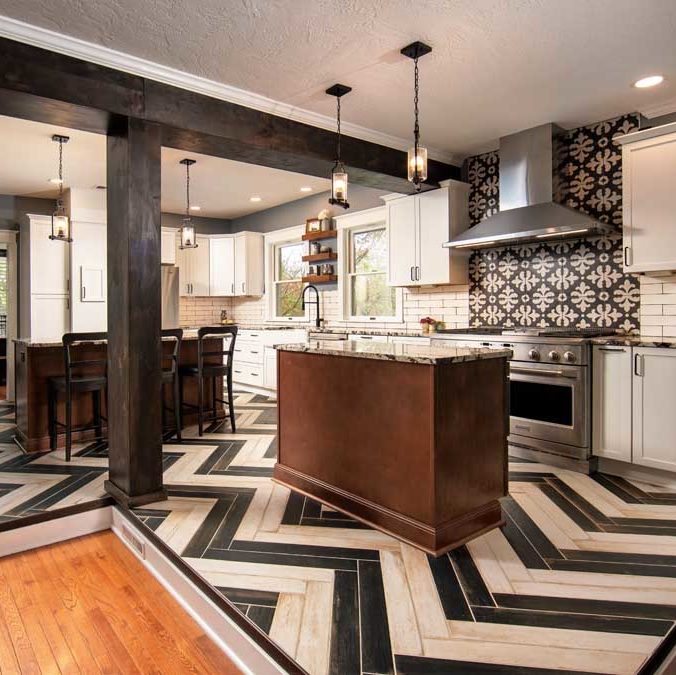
[104,479,168,509]
[274,464,504,556]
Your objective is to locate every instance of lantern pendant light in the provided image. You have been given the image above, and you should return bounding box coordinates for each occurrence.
[326,83,352,209]
[401,41,432,191]
[49,134,72,242]
[179,158,198,250]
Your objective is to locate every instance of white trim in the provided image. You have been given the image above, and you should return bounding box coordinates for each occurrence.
[0,230,18,401]
[0,15,461,165]
[111,510,284,675]
[0,506,112,558]
[596,457,676,490]
[639,98,676,119]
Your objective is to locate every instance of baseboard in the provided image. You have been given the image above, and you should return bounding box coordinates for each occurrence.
[597,457,676,489]
[234,382,276,397]
[0,505,112,558]
[111,508,292,675]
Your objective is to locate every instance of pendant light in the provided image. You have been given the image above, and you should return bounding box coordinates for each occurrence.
[49,134,72,242]
[326,83,352,209]
[401,41,432,191]
[178,158,198,249]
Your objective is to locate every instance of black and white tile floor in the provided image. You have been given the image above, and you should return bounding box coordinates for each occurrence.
[2,395,676,673]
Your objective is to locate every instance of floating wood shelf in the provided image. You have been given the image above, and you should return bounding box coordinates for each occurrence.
[302,252,338,263]
[302,229,338,242]
[302,274,338,284]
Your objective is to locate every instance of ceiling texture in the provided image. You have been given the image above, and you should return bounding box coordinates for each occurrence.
[0,115,330,217]
[0,0,675,157]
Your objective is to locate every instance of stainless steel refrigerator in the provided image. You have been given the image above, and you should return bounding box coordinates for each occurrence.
[161,266,180,329]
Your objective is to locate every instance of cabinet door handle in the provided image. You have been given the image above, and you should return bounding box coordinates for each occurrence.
[82,286,86,300]
[410,266,414,281]
[416,266,421,281]
[242,282,245,293]
[624,246,632,267]
[231,283,234,294]
[599,347,626,352]
[634,353,644,377]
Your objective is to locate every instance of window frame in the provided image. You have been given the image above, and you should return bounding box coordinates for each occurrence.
[337,206,403,324]
[265,225,309,323]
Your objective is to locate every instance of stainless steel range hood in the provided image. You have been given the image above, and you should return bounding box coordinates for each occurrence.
[444,123,612,249]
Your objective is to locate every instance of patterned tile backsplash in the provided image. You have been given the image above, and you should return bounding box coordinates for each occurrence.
[466,114,641,331]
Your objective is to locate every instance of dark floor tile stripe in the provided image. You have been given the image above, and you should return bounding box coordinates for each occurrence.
[539,483,602,532]
[546,477,613,525]
[614,517,676,528]
[395,654,598,674]
[181,497,235,558]
[603,523,676,537]
[300,516,369,530]
[494,593,676,620]
[245,605,275,634]
[230,539,380,561]
[501,515,549,570]
[217,587,279,607]
[592,474,642,504]
[210,491,255,550]
[549,558,676,578]
[449,545,495,607]
[427,554,474,621]
[205,547,358,571]
[561,548,676,567]
[502,497,562,560]
[329,571,360,675]
[472,604,671,636]
[358,560,394,675]
[281,491,305,525]
[195,442,239,474]
[301,497,322,519]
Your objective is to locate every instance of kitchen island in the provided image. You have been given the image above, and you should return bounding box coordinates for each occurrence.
[14,330,227,452]
[274,340,511,556]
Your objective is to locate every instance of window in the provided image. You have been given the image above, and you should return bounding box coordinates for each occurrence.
[273,241,305,318]
[347,225,397,319]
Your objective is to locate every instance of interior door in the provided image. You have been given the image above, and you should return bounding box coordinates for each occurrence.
[209,237,235,296]
[417,188,450,285]
[633,348,676,471]
[387,197,417,286]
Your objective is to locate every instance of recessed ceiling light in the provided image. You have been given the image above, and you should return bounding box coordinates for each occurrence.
[49,178,63,185]
[250,196,262,202]
[190,205,201,211]
[300,186,313,192]
[634,75,664,89]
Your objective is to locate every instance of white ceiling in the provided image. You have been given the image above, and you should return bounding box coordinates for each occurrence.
[1,0,675,156]
[0,115,330,218]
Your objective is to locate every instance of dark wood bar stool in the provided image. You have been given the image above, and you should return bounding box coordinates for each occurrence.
[180,326,237,436]
[161,328,183,442]
[48,332,108,461]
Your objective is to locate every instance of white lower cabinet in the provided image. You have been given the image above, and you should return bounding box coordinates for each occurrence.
[592,346,632,462]
[264,347,277,389]
[632,347,676,471]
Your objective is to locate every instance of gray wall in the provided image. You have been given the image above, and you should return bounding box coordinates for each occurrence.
[229,186,390,233]
[0,194,55,231]
[161,212,231,234]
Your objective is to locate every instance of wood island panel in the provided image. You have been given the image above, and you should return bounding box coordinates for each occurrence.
[14,337,225,453]
[274,350,509,556]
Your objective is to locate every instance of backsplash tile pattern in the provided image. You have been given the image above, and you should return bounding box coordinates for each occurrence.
[467,114,641,331]
[639,273,676,340]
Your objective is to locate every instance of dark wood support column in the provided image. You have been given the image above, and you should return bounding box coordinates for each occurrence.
[104,117,166,508]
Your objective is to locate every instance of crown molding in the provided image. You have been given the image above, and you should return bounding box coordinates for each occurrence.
[639,98,676,119]
[0,15,462,166]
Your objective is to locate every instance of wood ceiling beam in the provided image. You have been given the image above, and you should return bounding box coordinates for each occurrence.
[0,37,461,192]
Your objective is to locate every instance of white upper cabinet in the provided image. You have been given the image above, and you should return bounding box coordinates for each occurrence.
[592,345,632,462]
[30,217,70,295]
[386,180,469,287]
[178,234,210,296]
[210,236,235,296]
[619,123,676,272]
[234,232,264,297]
[161,228,177,265]
[632,347,676,472]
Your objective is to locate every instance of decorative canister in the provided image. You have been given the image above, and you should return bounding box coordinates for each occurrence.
[320,245,331,253]
[320,263,333,275]
[310,241,321,255]
[308,265,317,275]
[320,217,332,231]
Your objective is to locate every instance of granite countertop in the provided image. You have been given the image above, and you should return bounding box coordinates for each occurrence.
[274,340,512,365]
[590,336,676,349]
[16,328,207,348]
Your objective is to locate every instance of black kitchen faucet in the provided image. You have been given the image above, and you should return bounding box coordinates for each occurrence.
[302,284,322,328]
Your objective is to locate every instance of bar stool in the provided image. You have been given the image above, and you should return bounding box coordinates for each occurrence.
[180,326,237,436]
[48,332,108,461]
[161,328,183,442]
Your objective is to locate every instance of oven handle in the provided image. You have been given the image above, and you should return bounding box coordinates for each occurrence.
[508,366,579,379]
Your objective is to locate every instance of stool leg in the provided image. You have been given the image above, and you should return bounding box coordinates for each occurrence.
[198,373,204,437]
[48,386,56,452]
[173,373,182,442]
[211,376,217,423]
[227,370,236,433]
[93,389,102,441]
[65,388,72,462]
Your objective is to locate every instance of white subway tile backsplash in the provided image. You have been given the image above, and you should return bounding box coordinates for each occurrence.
[640,273,676,338]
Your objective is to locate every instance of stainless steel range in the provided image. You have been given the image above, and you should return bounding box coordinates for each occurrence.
[432,326,618,472]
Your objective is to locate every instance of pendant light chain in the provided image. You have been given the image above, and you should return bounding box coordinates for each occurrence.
[185,160,191,216]
[336,95,342,165]
[57,138,64,202]
[413,55,420,186]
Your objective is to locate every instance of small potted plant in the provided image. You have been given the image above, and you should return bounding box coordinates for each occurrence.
[420,316,437,334]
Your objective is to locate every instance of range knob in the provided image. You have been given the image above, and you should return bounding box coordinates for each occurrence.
[528,349,541,361]
[548,350,561,362]
[562,351,576,364]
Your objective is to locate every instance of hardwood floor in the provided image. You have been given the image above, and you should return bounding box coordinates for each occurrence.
[0,530,241,674]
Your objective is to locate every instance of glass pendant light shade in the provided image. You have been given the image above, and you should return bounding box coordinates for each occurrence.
[179,158,199,249]
[49,134,72,242]
[330,165,349,207]
[180,218,196,249]
[407,145,428,184]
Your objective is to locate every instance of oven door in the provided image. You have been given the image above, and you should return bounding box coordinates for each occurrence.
[508,361,588,448]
